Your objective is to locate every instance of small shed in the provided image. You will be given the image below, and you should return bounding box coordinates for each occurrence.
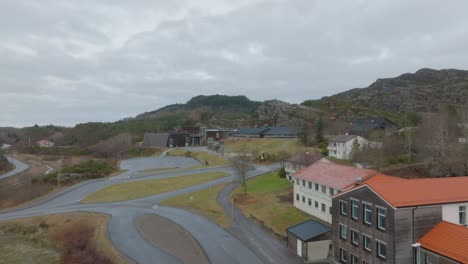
[286,219,331,263]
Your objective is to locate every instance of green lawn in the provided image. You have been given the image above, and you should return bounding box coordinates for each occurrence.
[231,171,310,238]
[160,183,230,228]
[168,149,230,166]
[81,172,229,203]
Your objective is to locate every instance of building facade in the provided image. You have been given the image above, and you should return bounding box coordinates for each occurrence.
[284,152,323,181]
[328,135,368,160]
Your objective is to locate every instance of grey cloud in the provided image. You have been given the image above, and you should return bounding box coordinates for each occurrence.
[1,0,468,127]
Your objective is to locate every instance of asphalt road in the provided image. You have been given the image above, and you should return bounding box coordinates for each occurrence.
[0,155,30,179]
[0,155,277,264]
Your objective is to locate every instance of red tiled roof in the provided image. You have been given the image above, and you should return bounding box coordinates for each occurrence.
[418,221,468,263]
[293,161,377,190]
[365,175,468,207]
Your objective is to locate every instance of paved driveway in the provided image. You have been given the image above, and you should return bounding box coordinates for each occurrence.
[0,156,30,179]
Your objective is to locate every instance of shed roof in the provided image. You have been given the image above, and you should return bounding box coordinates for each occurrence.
[330,134,358,142]
[351,117,398,132]
[286,152,322,166]
[287,219,331,241]
[418,221,468,263]
[235,127,270,135]
[142,133,169,148]
[263,127,297,136]
[294,161,377,190]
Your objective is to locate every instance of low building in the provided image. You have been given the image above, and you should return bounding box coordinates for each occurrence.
[142,133,169,148]
[350,117,399,137]
[36,139,54,148]
[331,174,468,264]
[233,127,298,138]
[293,162,377,223]
[203,128,233,143]
[286,219,332,263]
[284,152,323,181]
[327,134,368,160]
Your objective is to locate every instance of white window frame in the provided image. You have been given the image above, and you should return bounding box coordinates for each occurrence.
[321,185,326,193]
[351,254,359,264]
[377,206,386,231]
[351,229,359,246]
[340,224,348,240]
[308,182,312,189]
[321,203,326,212]
[308,198,312,206]
[363,234,372,252]
[363,203,372,225]
[376,240,387,259]
[340,248,348,263]
[340,200,348,216]
[459,205,467,225]
[315,183,319,191]
[351,199,359,220]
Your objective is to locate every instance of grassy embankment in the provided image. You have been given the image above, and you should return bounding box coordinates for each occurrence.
[160,183,230,228]
[231,171,310,238]
[82,172,229,203]
[0,213,129,264]
[168,149,230,167]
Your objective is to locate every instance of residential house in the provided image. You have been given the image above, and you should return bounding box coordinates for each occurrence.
[293,162,377,223]
[331,174,468,264]
[284,152,323,181]
[233,127,298,138]
[36,139,54,148]
[286,219,331,263]
[327,134,368,160]
[350,117,399,137]
[142,133,170,148]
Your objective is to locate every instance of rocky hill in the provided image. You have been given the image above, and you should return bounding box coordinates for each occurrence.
[308,68,468,115]
[256,99,322,127]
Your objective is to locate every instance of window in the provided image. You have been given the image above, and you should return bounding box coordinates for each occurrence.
[308,182,312,189]
[302,180,306,186]
[296,179,299,185]
[329,206,332,214]
[377,241,387,259]
[340,224,348,240]
[321,203,326,212]
[363,203,372,225]
[321,185,326,193]
[302,196,305,203]
[315,201,319,208]
[459,206,467,225]
[329,188,334,195]
[351,229,359,246]
[340,248,348,263]
[363,234,371,252]
[315,183,319,191]
[351,255,359,264]
[296,194,299,201]
[363,261,370,264]
[424,253,436,264]
[308,198,312,206]
[377,207,386,230]
[340,200,348,216]
[351,200,359,220]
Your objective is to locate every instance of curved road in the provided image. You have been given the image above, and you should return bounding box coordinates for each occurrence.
[0,155,282,264]
[0,155,30,179]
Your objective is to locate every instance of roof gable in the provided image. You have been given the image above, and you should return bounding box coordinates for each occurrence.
[286,219,331,241]
[330,134,358,142]
[418,221,468,263]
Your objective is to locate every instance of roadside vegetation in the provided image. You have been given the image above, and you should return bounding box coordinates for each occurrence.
[35,160,115,185]
[160,183,230,228]
[0,151,12,174]
[224,138,316,162]
[231,171,310,238]
[0,213,129,264]
[168,149,230,166]
[82,172,229,203]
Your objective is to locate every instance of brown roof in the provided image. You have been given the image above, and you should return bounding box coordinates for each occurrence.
[364,175,468,207]
[418,221,468,263]
[330,134,358,142]
[286,152,323,166]
[294,161,377,190]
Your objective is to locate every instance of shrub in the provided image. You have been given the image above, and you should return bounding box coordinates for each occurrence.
[277,167,286,178]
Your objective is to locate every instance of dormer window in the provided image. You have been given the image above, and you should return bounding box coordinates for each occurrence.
[460,206,467,225]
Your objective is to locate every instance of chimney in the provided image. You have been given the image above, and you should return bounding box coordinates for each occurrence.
[356,177,363,185]
[345,132,349,136]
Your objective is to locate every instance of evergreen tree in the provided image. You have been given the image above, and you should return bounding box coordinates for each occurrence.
[315,116,325,144]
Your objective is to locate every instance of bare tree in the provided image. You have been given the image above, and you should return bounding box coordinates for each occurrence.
[230,143,254,193]
[90,133,133,159]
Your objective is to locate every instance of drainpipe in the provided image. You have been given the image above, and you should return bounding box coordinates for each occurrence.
[412,243,421,264]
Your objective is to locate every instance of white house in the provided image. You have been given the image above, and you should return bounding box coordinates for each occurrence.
[284,152,323,181]
[292,161,377,223]
[37,139,54,148]
[327,134,368,160]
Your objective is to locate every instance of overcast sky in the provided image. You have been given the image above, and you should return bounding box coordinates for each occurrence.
[1,0,468,127]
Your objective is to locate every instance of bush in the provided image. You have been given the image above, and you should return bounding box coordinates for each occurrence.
[277,167,286,178]
[390,154,411,164]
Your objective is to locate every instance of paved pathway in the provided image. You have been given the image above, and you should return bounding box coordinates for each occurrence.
[0,155,30,179]
[0,156,269,264]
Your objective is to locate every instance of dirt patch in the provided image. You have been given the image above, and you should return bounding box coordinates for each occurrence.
[277,189,293,203]
[234,193,258,205]
[136,215,209,264]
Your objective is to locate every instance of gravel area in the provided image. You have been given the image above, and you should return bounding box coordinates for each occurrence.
[136,214,210,264]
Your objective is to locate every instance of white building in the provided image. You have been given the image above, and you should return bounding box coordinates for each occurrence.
[284,152,323,181]
[327,134,368,160]
[36,139,54,148]
[292,161,376,223]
